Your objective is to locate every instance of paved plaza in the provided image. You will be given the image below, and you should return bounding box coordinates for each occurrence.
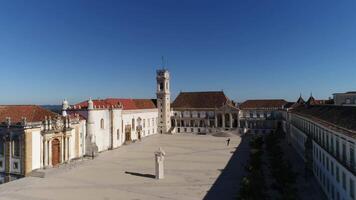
[0,134,246,200]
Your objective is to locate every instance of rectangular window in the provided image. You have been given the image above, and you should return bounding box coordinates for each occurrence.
[350,178,355,199]
[323,153,325,167]
[0,140,3,155]
[331,136,335,156]
[13,162,18,169]
[336,138,340,159]
[331,162,334,176]
[13,137,20,157]
[336,166,340,182]
[343,172,346,190]
[351,147,355,170]
[343,143,347,163]
[326,133,329,152]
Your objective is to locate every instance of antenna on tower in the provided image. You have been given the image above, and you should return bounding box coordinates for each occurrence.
[161,56,168,69]
[161,56,165,69]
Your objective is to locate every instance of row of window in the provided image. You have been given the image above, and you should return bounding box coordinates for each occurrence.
[0,138,20,157]
[291,114,356,173]
[99,117,158,130]
[175,120,214,128]
[314,144,355,200]
[174,111,216,118]
[344,98,356,105]
[241,111,271,119]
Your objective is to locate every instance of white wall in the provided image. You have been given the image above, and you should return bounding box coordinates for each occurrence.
[122,109,158,142]
[31,130,41,170]
[111,109,123,148]
[90,110,111,152]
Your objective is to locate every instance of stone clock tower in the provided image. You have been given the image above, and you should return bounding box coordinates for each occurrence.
[156,69,171,134]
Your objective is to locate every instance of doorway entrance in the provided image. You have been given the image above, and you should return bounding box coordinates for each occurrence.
[52,139,60,166]
[125,125,131,142]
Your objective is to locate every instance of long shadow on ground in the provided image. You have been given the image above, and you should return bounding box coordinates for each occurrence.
[125,171,156,179]
[203,134,251,200]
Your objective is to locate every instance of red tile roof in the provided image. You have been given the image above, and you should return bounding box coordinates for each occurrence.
[74,98,157,110]
[239,99,287,109]
[0,105,58,123]
[171,91,231,109]
[292,105,356,137]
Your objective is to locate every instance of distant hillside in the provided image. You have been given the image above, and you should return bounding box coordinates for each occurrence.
[41,105,62,114]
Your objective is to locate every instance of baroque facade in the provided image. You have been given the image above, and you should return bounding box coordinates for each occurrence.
[0,105,86,184]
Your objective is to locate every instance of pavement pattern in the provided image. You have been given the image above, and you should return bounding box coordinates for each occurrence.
[0,134,242,200]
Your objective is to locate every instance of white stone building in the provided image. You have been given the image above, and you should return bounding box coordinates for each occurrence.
[170,91,240,134]
[333,91,356,106]
[238,99,288,134]
[286,100,356,200]
[66,98,158,154]
[0,105,86,184]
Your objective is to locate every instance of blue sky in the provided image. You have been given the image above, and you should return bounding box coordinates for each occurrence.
[0,0,355,104]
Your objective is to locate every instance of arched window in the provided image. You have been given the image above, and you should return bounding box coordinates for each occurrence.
[100,119,104,129]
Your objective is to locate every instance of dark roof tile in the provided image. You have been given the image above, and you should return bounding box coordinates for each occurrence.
[172,91,230,109]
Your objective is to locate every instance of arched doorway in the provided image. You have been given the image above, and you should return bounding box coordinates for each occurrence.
[52,139,60,166]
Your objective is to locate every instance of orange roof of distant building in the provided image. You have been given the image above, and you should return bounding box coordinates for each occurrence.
[171,91,231,109]
[0,105,58,123]
[239,99,287,109]
[74,98,157,110]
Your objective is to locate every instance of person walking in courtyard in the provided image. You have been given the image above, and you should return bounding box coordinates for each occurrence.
[226,138,231,146]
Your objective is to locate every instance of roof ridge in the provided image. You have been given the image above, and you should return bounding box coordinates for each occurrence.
[180,91,224,93]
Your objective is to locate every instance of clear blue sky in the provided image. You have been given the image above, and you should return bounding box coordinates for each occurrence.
[0,0,355,105]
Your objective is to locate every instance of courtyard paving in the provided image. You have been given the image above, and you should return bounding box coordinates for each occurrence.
[0,134,245,200]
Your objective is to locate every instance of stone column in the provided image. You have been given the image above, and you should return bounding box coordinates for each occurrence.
[229,113,233,128]
[214,114,218,128]
[48,140,52,167]
[44,140,48,167]
[67,137,71,161]
[222,114,225,128]
[237,113,241,128]
[60,136,64,163]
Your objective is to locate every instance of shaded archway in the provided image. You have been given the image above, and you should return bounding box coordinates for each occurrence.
[232,113,238,128]
[217,114,223,127]
[225,113,230,128]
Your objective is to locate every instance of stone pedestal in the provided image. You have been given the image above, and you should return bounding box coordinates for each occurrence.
[155,147,165,179]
